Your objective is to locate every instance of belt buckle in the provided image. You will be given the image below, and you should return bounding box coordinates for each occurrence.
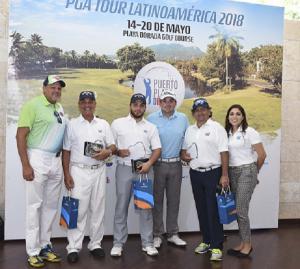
[91,164,98,169]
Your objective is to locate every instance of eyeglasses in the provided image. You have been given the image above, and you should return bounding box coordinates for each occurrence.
[54,111,62,124]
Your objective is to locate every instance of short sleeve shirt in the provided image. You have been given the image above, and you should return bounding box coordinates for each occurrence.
[111,114,161,166]
[63,115,115,165]
[228,126,261,166]
[183,119,228,169]
[18,95,66,153]
[147,110,189,158]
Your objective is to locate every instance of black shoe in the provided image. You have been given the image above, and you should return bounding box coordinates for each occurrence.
[67,252,79,263]
[90,248,105,258]
[237,248,253,258]
[227,248,241,256]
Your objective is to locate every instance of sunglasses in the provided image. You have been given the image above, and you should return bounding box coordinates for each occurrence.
[194,99,207,106]
[81,91,94,96]
[54,111,62,124]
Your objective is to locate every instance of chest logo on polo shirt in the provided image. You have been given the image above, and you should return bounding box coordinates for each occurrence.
[237,136,241,140]
[144,130,148,133]
[98,130,102,133]
[205,132,210,136]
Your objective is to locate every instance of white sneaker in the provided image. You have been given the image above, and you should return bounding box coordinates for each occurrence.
[110,246,123,257]
[167,235,187,246]
[142,246,159,256]
[153,237,162,248]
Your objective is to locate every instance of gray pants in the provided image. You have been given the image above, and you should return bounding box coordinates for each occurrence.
[229,163,258,243]
[113,164,154,248]
[153,161,182,238]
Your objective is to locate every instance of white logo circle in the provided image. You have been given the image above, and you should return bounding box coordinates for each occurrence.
[134,61,185,112]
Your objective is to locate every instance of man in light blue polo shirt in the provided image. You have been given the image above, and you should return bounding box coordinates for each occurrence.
[147,90,189,248]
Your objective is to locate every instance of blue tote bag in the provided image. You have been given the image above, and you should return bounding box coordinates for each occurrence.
[60,192,79,229]
[132,174,154,210]
[216,187,237,224]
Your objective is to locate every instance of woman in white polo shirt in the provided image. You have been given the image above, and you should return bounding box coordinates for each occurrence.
[225,104,266,258]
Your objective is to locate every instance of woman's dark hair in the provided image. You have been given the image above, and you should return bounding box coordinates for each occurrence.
[225,104,248,136]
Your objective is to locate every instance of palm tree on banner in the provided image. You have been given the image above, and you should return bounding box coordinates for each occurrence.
[84,50,90,68]
[209,27,243,92]
[30,33,45,70]
[9,31,24,58]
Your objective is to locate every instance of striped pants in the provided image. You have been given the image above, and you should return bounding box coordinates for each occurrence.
[229,163,258,243]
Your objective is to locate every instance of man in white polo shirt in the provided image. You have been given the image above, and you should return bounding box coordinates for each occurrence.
[62,91,116,263]
[110,93,161,257]
[181,98,229,262]
[16,75,66,268]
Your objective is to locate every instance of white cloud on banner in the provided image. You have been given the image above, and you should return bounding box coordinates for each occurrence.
[233,0,300,20]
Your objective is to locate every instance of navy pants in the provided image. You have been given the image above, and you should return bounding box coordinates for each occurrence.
[190,168,223,249]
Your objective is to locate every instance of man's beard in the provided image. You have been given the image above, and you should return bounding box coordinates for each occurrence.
[130,109,144,119]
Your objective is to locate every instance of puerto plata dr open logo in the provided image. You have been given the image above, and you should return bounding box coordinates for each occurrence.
[134,61,185,112]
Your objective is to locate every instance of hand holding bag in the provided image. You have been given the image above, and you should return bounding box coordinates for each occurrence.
[59,191,79,229]
[132,174,154,210]
[216,187,237,224]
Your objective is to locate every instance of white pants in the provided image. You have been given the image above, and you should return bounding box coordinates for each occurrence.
[26,149,63,256]
[66,164,106,254]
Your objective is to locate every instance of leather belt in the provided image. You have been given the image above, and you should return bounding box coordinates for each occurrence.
[158,157,181,163]
[71,162,103,170]
[193,165,220,172]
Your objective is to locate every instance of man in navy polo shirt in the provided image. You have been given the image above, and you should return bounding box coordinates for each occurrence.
[147,90,189,248]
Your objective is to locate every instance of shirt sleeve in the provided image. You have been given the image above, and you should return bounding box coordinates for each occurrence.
[217,125,228,152]
[110,120,118,148]
[149,125,161,150]
[18,101,35,129]
[248,127,261,145]
[182,127,189,150]
[63,120,72,151]
[104,121,115,147]
[184,114,189,132]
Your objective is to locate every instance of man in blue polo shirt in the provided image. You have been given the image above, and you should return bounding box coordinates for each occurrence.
[147,90,189,248]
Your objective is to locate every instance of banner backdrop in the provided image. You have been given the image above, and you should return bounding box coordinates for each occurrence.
[5,0,284,239]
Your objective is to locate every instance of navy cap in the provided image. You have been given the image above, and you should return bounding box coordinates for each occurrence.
[192,98,211,112]
[130,93,146,105]
[79,91,96,101]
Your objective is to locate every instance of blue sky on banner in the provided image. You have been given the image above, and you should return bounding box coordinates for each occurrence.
[10,0,284,54]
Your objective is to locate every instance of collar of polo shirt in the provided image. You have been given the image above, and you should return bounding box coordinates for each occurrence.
[193,118,212,128]
[127,113,146,123]
[41,94,59,109]
[229,125,243,135]
[79,114,97,123]
[159,109,177,119]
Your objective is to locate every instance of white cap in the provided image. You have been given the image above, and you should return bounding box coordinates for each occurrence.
[159,90,176,101]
